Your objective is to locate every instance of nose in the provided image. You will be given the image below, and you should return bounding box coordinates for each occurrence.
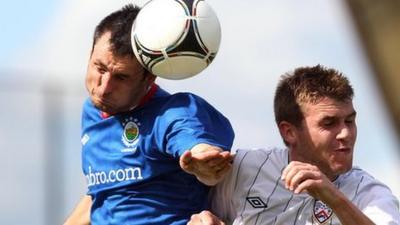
[336,124,351,141]
[98,73,113,96]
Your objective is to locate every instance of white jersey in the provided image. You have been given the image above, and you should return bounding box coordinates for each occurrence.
[210,148,400,225]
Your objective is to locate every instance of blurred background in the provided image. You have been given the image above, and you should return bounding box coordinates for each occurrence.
[0,0,399,224]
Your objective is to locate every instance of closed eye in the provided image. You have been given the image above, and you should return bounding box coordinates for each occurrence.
[97,67,107,74]
[114,73,129,81]
[321,117,337,128]
[345,112,356,124]
[94,62,107,74]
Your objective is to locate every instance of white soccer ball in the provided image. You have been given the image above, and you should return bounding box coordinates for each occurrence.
[131,0,221,80]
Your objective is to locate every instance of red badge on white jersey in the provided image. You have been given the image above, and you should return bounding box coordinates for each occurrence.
[313,200,333,224]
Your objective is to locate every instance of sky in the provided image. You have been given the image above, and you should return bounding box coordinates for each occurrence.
[1,0,399,224]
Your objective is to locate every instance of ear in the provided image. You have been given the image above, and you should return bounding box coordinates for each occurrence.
[278,121,297,146]
[145,71,157,84]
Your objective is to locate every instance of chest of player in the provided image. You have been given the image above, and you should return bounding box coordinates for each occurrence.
[82,114,163,159]
[81,113,178,193]
[234,177,342,225]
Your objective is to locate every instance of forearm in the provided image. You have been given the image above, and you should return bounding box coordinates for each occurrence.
[330,191,375,225]
[63,195,92,225]
[282,162,377,224]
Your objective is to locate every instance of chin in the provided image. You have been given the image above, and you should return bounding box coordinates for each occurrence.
[92,100,112,113]
[333,163,353,175]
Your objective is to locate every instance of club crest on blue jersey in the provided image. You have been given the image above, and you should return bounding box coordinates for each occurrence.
[121,117,141,151]
[313,199,333,224]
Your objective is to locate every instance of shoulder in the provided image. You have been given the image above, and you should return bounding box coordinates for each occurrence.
[154,91,228,121]
[231,148,288,180]
[339,167,399,206]
[340,167,392,191]
[234,147,288,167]
[163,92,213,109]
[341,168,400,222]
[149,86,213,108]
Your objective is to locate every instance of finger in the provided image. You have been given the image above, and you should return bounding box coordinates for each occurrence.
[220,151,234,164]
[282,162,312,189]
[219,151,233,159]
[199,210,223,225]
[282,162,300,189]
[181,150,193,164]
[207,152,233,167]
[216,162,232,179]
[191,150,223,162]
[207,157,226,167]
[179,150,194,171]
[289,170,319,192]
[281,161,293,180]
[293,179,315,194]
[187,214,201,225]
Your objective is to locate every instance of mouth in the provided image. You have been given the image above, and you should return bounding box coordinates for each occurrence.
[92,96,115,112]
[334,147,352,154]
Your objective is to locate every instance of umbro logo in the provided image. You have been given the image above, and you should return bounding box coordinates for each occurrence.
[247,196,268,208]
[81,134,90,146]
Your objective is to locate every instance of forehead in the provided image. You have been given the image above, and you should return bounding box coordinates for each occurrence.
[301,97,355,118]
[91,33,142,73]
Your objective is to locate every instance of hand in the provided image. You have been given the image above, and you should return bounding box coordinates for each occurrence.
[179,143,233,186]
[281,161,338,205]
[63,195,91,225]
[187,210,225,225]
[282,161,377,225]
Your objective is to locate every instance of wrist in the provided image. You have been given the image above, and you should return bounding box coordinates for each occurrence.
[327,190,349,211]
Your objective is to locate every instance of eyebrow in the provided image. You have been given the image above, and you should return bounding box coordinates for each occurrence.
[320,110,357,121]
[114,72,130,78]
[347,111,357,118]
[93,61,130,77]
[94,60,106,68]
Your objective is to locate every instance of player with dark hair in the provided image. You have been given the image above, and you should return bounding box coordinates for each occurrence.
[64,4,234,225]
[188,65,400,225]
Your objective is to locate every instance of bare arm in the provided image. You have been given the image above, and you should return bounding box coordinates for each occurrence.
[282,161,375,225]
[63,195,92,225]
[329,191,376,225]
[179,143,233,186]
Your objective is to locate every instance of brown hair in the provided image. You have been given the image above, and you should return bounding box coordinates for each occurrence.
[91,4,140,57]
[274,65,354,127]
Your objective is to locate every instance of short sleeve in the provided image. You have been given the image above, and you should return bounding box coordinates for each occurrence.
[359,182,400,224]
[346,169,400,225]
[162,93,234,158]
[209,162,236,223]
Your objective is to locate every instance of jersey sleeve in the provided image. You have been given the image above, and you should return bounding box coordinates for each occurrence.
[161,93,235,158]
[358,180,400,224]
[209,150,245,223]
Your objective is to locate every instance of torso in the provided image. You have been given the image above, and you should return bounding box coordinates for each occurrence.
[81,86,234,224]
[211,148,399,225]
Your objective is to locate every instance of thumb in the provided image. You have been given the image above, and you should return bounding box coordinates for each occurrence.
[179,150,193,171]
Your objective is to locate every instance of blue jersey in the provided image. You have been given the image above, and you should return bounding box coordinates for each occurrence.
[81,85,234,225]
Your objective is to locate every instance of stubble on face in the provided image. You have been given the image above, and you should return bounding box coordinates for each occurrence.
[85,32,154,114]
[290,98,357,180]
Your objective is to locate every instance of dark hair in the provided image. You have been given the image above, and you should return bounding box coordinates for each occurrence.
[274,65,354,128]
[91,4,140,57]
